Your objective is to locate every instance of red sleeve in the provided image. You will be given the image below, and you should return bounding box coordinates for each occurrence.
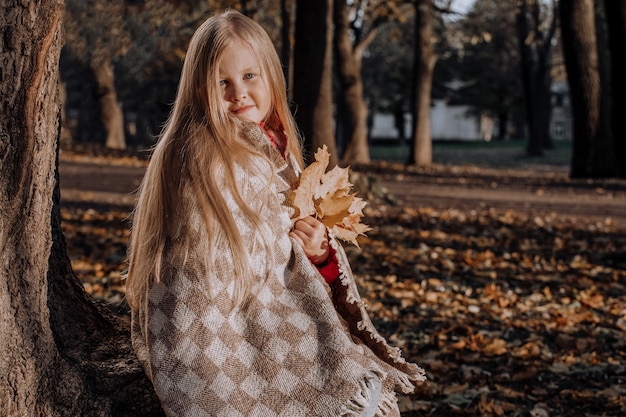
[315,246,340,284]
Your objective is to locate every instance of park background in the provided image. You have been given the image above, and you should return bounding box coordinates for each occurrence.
[2,0,626,416]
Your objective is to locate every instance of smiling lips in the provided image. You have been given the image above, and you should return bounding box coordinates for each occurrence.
[231,105,252,115]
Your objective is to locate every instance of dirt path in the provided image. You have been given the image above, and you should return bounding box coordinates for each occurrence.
[373,167,626,229]
[58,157,626,230]
[59,160,144,210]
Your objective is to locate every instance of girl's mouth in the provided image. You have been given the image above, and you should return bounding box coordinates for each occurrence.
[232,105,252,114]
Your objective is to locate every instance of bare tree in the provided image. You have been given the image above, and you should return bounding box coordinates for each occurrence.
[64,0,130,150]
[334,0,408,165]
[408,0,437,167]
[334,0,373,165]
[516,0,558,156]
[0,1,163,414]
[559,0,615,178]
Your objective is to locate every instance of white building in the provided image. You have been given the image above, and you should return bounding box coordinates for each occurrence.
[369,81,572,142]
[369,101,493,142]
[430,99,494,141]
[550,81,573,140]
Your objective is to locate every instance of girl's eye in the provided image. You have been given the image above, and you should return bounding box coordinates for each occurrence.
[219,80,228,86]
[244,73,255,80]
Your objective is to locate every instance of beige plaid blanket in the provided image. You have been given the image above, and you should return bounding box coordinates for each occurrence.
[131,124,425,416]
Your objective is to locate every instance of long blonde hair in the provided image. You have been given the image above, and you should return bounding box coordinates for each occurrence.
[125,9,303,312]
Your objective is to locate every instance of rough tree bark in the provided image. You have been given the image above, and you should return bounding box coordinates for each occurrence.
[408,0,436,167]
[0,1,163,415]
[92,58,126,150]
[334,0,374,166]
[292,0,338,166]
[559,0,615,178]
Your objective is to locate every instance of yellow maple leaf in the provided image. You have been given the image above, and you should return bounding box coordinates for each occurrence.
[290,146,329,219]
[289,145,371,246]
[315,165,352,200]
[333,213,372,247]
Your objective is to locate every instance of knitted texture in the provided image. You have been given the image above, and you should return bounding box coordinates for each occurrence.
[131,123,426,416]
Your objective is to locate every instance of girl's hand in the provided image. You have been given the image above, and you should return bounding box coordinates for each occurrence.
[290,216,330,265]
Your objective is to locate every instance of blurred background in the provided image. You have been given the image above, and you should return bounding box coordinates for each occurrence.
[59,0,626,178]
[53,3,626,414]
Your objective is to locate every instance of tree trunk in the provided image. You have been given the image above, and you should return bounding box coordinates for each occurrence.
[293,0,338,166]
[593,0,615,167]
[408,0,436,167]
[0,1,163,415]
[92,58,126,150]
[395,103,407,145]
[517,12,540,156]
[497,112,508,141]
[516,0,556,156]
[334,0,371,166]
[59,80,73,147]
[559,0,615,178]
[280,0,294,96]
[604,0,626,177]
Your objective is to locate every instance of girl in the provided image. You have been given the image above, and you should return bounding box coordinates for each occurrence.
[125,9,425,417]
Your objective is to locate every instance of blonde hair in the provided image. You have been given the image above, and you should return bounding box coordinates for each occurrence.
[125,9,303,313]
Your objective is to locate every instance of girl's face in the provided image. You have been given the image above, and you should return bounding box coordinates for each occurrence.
[218,40,271,124]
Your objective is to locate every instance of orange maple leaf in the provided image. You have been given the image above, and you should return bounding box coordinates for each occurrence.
[289,145,371,246]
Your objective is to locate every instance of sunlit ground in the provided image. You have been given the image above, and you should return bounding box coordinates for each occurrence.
[60,139,626,416]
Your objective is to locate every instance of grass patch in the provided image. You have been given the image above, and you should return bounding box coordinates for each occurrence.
[370,139,572,170]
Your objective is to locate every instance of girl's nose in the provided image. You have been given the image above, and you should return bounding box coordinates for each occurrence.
[229,83,247,101]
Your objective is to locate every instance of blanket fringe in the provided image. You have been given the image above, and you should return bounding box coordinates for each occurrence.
[375,389,400,417]
[340,373,378,417]
[341,374,401,417]
[392,366,424,393]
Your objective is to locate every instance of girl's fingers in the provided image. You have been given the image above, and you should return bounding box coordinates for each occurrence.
[294,217,316,234]
[289,231,304,247]
[289,229,307,243]
[294,217,326,238]
[291,217,330,264]
[293,221,312,236]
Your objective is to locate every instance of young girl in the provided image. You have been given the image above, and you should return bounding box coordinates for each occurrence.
[125,9,425,417]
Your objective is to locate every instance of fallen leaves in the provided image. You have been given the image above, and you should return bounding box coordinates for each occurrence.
[59,153,626,416]
[289,145,371,246]
[348,203,626,416]
[61,207,130,315]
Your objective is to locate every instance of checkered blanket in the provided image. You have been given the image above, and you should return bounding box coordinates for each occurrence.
[131,124,426,416]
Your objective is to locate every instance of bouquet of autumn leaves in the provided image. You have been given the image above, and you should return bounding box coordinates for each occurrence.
[288,145,371,247]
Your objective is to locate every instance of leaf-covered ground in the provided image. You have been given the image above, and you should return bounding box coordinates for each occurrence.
[59,146,626,416]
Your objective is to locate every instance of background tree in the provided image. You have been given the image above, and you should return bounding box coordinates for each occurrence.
[408,0,437,166]
[334,0,372,165]
[0,1,164,414]
[334,0,408,165]
[592,0,614,170]
[280,0,295,92]
[292,0,339,166]
[516,0,558,156]
[63,0,203,147]
[362,19,414,144]
[603,0,626,177]
[453,0,524,140]
[559,0,615,178]
[64,0,131,150]
[114,1,197,144]
[63,0,249,147]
